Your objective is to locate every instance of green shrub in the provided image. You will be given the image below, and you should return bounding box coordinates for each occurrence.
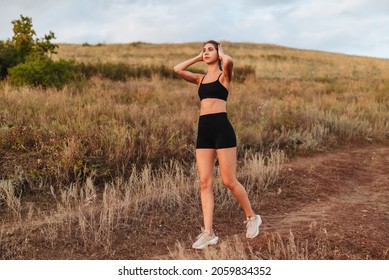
[234,65,256,82]
[0,41,20,79]
[78,62,178,81]
[9,57,81,89]
[77,62,252,82]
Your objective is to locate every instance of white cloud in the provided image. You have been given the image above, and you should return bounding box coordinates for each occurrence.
[0,0,388,58]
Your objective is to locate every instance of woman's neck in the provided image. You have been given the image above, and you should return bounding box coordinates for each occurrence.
[207,63,221,74]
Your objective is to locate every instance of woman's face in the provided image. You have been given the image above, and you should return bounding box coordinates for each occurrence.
[202,43,219,64]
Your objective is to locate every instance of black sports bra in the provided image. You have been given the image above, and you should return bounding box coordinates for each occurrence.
[198,73,229,101]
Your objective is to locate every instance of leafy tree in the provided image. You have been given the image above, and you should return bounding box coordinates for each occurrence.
[0,15,58,79]
[11,15,37,60]
[11,15,57,59]
[34,31,57,57]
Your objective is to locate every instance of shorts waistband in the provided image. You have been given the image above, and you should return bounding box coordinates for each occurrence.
[199,112,227,120]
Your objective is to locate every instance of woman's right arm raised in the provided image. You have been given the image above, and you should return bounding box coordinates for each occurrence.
[173,52,203,85]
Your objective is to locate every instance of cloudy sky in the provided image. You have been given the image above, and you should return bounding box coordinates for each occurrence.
[1,0,388,59]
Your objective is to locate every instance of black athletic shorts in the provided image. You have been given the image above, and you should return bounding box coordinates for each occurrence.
[196,112,237,149]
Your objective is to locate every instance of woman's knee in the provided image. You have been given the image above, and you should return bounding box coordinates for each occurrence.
[222,177,239,190]
[199,176,213,191]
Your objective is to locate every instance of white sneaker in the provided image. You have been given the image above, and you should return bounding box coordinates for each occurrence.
[192,229,219,249]
[245,215,262,238]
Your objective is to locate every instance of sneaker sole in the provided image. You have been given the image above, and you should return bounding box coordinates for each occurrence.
[192,236,219,250]
[246,215,262,239]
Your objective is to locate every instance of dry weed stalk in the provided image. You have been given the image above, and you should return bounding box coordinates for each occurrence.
[0,180,22,220]
[241,149,286,192]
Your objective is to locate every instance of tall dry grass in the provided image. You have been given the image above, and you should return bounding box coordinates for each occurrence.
[166,230,334,260]
[1,73,388,185]
[0,152,284,259]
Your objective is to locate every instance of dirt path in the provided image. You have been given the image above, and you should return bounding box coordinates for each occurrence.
[162,144,389,259]
[268,145,389,227]
[246,144,389,259]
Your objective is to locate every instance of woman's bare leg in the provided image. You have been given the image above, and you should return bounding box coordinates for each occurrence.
[217,147,255,218]
[196,148,217,234]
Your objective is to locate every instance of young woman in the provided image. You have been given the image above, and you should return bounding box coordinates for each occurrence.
[173,40,262,249]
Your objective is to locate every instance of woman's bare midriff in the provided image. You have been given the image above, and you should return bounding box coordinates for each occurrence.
[199,98,227,116]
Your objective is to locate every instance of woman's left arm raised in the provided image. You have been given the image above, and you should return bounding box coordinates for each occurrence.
[218,44,233,83]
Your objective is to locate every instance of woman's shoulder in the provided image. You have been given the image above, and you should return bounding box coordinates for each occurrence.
[219,72,231,90]
[197,74,206,85]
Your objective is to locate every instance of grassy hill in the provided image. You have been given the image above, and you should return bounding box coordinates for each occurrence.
[55,42,389,79]
[0,42,388,259]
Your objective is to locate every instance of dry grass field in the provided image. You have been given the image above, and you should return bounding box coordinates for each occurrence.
[0,42,388,259]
